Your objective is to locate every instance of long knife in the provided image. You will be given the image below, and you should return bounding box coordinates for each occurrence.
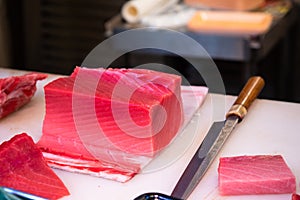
[134,76,265,200]
[170,76,265,199]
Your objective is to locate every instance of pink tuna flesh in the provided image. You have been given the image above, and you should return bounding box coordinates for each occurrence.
[38,67,188,182]
[0,73,47,119]
[0,133,69,199]
[218,155,296,195]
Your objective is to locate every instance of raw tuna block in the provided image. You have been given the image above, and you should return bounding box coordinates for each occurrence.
[218,155,296,195]
[37,67,185,182]
[0,72,47,119]
[0,133,69,199]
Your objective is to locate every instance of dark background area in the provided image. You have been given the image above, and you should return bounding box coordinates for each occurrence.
[5,0,128,74]
[2,0,300,103]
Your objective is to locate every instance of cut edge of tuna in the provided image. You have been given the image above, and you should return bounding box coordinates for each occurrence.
[42,151,137,182]
[0,133,70,199]
[218,155,296,196]
[0,72,48,119]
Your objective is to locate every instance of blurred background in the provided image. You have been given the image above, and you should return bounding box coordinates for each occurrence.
[0,0,299,102]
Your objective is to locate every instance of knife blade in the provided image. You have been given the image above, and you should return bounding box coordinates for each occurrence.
[171,76,265,200]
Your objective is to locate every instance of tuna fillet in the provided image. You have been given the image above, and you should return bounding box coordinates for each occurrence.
[0,72,47,119]
[218,155,296,195]
[37,67,189,182]
[0,133,69,199]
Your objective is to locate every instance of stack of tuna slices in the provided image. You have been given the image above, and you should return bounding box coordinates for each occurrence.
[37,67,184,182]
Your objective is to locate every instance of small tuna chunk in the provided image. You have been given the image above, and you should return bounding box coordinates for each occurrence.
[0,72,47,119]
[292,194,300,200]
[37,67,185,182]
[0,133,69,199]
[218,155,296,195]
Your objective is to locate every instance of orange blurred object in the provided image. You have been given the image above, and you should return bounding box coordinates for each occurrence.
[184,0,265,11]
[187,11,273,35]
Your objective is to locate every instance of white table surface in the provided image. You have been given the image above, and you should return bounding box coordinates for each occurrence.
[1,68,300,200]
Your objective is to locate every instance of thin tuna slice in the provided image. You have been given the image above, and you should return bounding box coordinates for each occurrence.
[218,155,296,195]
[37,67,207,182]
[0,72,47,119]
[0,133,70,200]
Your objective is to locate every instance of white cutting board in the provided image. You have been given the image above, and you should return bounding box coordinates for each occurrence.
[1,68,300,200]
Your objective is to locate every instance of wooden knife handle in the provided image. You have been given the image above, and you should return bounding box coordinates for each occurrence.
[226,76,265,120]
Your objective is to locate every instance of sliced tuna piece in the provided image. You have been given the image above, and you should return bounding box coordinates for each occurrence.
[0,73,47,119]
[218,155,296,195]
[292,194,300,200]
[37,67,206,182]
[0,133,69,200]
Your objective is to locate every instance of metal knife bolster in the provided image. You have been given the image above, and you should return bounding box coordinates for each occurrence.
[226,104,247,120]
